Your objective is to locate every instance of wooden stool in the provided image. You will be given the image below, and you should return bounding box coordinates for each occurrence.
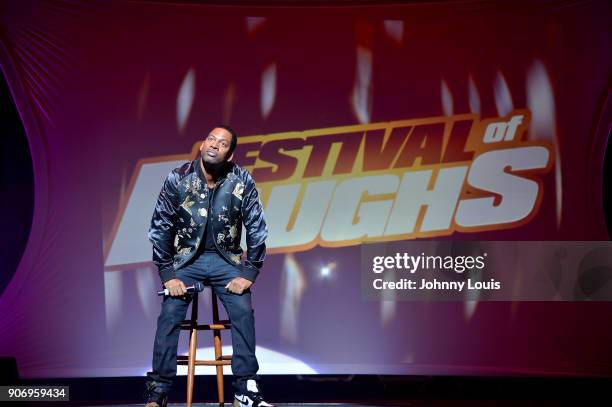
[177,290,232,407]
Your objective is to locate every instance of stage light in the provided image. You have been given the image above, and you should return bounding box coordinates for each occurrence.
[319,262,337,279]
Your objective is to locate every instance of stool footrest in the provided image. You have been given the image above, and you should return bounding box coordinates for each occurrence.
[182,319,231,325]
[181,323,231,330]
[193,360,231,366]
[178,355,233,362]
[177,358,232,366]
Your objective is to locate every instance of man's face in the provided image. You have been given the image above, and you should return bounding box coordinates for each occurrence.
[200,127,233,165]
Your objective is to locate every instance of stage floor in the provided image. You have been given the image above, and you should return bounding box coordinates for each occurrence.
[74,402,582,407]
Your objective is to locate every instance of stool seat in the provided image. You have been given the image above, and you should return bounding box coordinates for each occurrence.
[176,290,232,406]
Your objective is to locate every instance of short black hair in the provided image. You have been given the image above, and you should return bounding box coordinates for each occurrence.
[213,125,238,156]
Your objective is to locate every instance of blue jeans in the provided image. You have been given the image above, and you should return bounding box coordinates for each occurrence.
[146,251,259,394]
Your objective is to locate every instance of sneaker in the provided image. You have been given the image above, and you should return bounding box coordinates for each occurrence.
[143,382,168,407]
[233,379,274,407]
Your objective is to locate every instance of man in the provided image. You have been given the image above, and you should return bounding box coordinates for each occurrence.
[144,126,273,407]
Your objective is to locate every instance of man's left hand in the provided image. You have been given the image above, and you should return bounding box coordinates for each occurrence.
[225,277,253,294]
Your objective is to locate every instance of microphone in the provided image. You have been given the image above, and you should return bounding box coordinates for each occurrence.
[157,282,204,296]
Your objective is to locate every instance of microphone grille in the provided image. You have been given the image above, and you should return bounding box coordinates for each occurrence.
[194,282,205,292]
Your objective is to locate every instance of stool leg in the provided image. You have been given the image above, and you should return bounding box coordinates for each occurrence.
[187,328,198,407]
[214,329,224,405]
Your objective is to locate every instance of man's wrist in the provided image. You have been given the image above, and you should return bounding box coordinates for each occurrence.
[237,264,258,283]
[160,267,176,283]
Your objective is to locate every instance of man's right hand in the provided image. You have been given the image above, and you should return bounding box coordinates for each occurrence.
[163,278,187,297]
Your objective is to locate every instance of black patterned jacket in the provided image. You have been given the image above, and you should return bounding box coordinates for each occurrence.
[148,157,268,283]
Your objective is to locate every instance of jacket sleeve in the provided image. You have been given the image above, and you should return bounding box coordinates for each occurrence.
[239,172,268,282]
[148,170,180,283]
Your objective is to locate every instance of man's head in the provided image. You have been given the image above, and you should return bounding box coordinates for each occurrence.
[199,125,238,165]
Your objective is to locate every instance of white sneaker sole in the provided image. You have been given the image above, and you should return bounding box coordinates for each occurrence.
[233,394,274,407]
